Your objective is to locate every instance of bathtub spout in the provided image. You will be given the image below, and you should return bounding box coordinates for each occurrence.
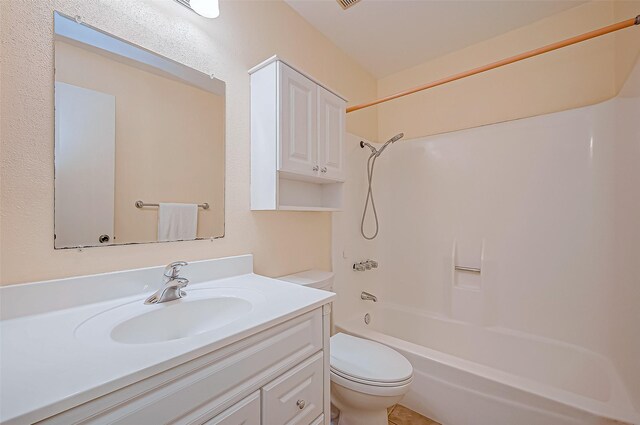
[361,291,378,302]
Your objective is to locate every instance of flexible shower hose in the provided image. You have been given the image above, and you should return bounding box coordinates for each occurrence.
[360,152,379,240]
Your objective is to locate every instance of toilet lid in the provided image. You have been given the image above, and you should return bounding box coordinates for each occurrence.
[330,333,413,384]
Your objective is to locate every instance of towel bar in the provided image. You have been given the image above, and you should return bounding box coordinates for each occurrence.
[135,200,210,210]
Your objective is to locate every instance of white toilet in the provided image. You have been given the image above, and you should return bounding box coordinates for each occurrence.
[277,270,413,425]
[330,333,413,425]
[277,269,335,291]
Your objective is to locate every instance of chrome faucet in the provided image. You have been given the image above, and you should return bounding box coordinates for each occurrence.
[144,261,189,304]
[361,291,378,302]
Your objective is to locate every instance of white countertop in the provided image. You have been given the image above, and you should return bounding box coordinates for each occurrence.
[0,258,335,424]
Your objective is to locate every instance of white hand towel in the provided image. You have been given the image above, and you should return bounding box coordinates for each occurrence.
[157,203,198,242]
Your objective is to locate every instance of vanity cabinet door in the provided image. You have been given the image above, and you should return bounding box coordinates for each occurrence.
[317,86,345,181]
[278,62,318,177]
[261,352,324,425]
[202,392,259,425]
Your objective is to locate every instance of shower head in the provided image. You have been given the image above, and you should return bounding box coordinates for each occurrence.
[376,132,404,157]
[388,133,404,144]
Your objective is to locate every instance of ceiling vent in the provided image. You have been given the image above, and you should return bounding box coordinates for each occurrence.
[336,0,361,10]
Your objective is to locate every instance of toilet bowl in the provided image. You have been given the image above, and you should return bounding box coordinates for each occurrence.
[330,333,413,425]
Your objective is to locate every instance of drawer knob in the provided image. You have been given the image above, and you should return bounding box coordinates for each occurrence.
[312,165,319,171]
[296,399,306,410]
[321,167,327,173]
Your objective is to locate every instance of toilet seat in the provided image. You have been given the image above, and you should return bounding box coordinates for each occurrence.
[330,333,413,393]
[330,369,413,397]
[330,367,413,387]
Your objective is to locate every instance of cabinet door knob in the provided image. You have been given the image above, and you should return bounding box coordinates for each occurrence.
[312,165,319,171]
[321,167,327,173]
[296,399,306,409]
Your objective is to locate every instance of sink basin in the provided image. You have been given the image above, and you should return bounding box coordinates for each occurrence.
[74,287,264,345]
[111,297,252,344]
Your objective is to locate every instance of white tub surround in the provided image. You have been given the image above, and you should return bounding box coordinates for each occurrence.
[338,305,639,425]
[0,255,335,425]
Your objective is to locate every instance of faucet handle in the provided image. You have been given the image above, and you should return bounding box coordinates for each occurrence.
[171,277,189,287]
[164,261,188,280]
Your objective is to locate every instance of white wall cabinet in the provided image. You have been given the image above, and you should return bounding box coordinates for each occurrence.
[38,307,331,425]
[250,56,346,211]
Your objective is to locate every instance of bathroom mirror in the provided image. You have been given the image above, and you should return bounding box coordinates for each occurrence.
[53,12,225,249]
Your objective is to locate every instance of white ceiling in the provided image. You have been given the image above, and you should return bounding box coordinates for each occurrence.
[284,0,588,78]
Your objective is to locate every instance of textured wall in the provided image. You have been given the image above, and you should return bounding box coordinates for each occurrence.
[0,0,378,285]
[376,0,640,140]
[615,0,640,90]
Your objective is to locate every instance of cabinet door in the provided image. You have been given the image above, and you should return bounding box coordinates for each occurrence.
[202,392,260,425]
[317,86,345,181]
[262,352,324,425]
[278,62,318,177]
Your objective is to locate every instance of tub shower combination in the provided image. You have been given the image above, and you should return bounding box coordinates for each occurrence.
[336,66,640,424]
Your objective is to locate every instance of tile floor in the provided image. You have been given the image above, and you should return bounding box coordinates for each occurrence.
[388,404,441,425]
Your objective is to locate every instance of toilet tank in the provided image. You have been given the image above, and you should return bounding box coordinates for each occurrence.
[278,270,334,291]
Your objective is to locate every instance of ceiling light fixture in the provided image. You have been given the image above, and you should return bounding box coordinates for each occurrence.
[176,0,220,18]
[190,0,219,18]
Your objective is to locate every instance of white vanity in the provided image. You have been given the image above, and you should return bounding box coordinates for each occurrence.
[0,255,335,425]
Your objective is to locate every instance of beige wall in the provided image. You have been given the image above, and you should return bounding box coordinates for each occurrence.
[376,0,640,140]
[55,41,225,243]
[0,0,378,285]
[615,1,640,90]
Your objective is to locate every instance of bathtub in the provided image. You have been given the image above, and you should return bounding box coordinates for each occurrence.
[336,303,639,425]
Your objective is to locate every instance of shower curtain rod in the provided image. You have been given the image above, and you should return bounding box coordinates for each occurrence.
[346,15,640,114]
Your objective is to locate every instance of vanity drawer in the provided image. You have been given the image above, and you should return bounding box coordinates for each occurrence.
[261,351,324,425]
[38,309,323,425]
[310,415,325,425]
[202,391,259,425]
